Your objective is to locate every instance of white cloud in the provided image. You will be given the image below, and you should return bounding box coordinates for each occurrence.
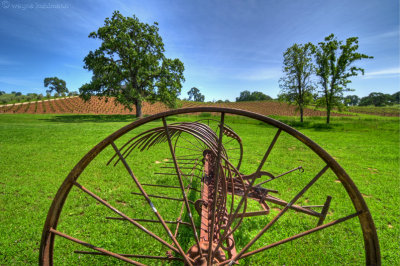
[363,67,400,79]
[362,29,400,43]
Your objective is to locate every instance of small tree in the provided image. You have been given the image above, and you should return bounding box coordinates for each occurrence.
[44,77,68,95]
[187,87,205,102]
[80,11,184,117]
[279,42,315,122]
[315,34,373,123]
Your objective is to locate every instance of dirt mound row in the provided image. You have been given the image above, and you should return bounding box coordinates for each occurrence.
[0,96,348,117]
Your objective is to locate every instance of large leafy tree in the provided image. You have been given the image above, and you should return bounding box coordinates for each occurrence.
[315,34,373,123]
[187,87,205,102]
[80,11,185,117]
[236,90,271,102]
[391,91,400,105]
[359,92,393,107]
[279,42,315,122]
[44,77,68,95]
[343,95,360,106]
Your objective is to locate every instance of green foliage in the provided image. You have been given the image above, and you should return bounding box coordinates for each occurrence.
[279,42,315,122]
[359,92,399,106]
[0,92,59,105]
[314,34,373,123]
[187,87,205,102]
[0,114,398,265]
[79,11,185,117]
[68,91,79,97]
[343,95,360,106]
[44,77,68,95]
[392,91,400,104]
[236,90,272,102]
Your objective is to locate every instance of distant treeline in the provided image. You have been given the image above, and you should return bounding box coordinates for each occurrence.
[0,91,79,104]
[345,92,399,107]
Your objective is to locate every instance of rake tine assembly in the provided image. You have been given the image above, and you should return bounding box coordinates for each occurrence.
[40,107,380,266]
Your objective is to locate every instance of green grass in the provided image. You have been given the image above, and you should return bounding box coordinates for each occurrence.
[0,113,398,265]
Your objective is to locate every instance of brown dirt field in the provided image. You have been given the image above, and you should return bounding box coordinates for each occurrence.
[0,96,349,117]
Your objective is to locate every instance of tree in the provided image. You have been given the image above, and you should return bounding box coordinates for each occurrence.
[187,87,205,102]
[79,11,184,117]
[279,42,315,122]
[391,91,400,105]
[236,90,272,102]
[343,95,359,106]
[44,77,68,95]
[359,92,392,106]
[314,34,373,123]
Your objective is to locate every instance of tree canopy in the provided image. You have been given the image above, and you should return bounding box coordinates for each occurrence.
[236,90,272,102]
[343,95,360,106]
[279,42,315,122]
[79,11,185,117]
[314,34,372,123]
[187,87,205,102]
[359,92,398,106]
[44,77,68,95]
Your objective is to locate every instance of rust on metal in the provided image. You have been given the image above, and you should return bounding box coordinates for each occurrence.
[39,107,380,266]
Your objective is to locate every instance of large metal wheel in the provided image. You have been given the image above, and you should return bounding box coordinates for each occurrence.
[39,107,380,265]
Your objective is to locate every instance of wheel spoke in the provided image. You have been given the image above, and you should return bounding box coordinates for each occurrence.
[225,211,362,265]
[74,250,183,261]
[162,117,203,258]
[213,129,282,254]
[111,142,193,266]
[49,228,145,265]
[73,182,180,254]
[229,165,329,263]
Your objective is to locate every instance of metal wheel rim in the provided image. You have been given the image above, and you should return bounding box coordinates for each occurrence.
[39,107,380,265]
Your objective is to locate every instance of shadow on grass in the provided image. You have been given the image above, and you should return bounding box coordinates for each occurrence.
[40,114,178,123]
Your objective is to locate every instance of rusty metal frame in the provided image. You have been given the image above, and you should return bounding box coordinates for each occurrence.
[39,107,380,265]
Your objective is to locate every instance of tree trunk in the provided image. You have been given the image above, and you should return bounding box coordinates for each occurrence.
[300,107,304,123]
[326,107,331,124]
[135,100,142,118]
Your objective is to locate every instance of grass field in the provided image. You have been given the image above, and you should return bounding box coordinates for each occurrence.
[0,113,398,265]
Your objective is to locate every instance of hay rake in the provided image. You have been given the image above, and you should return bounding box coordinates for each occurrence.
[40,108,380,265]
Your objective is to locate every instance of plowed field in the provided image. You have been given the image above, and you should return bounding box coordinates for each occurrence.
[0,96,348,117]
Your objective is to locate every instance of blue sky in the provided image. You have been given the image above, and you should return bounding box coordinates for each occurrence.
[0,0,398,101]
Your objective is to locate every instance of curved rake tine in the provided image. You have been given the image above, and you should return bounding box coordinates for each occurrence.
[162,118,203,257]
[254,166,304,187]
[177,134,205,152]
[111,142,193,266]
[207,112,225,265]
[213,129,282,256]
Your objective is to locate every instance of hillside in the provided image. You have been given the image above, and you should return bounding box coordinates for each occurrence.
[0,96,348,117]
